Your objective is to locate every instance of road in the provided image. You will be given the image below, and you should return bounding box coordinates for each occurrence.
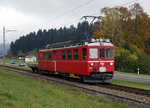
[114,73,150,84]
[0,62,27,67]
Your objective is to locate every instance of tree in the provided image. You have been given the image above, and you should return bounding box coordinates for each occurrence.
[10,21,93,56]
[6,49,13,58]
[93,8,123,46]
[93,3,150,74]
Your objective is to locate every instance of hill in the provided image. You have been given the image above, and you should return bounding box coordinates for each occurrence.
[26,48,38,57]
[0,43,10,55]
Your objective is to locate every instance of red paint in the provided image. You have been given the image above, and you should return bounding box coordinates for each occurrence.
[38,45,115,76]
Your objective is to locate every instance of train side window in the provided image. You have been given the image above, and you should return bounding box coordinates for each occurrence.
[67,50,72,60]
[44,52,47,60]
[100,48,105,58]
[54,51,58,60]
[62,50,66,60]
[73,49,78,60]
[48,52,52,60]
[82,48,87,60]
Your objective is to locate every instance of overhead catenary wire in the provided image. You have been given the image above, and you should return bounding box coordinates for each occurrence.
[120,0,139,6]
[18,0,95,32]
[8,0,140,37]
[54,19,81,29]
[46,0,140,29]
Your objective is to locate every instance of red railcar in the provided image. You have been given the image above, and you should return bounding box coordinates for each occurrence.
[37,39,115,83]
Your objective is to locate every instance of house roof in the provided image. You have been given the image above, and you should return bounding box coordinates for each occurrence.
[25,55,35,58]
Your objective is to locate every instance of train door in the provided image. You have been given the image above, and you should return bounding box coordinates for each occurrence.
[53,51,58,72]
[100,48,105,61]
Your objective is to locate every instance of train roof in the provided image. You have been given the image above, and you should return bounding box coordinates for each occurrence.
[40,39,113,51]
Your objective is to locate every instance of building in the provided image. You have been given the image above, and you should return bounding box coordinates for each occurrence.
[18,54,26,60]
[25,55,36,62]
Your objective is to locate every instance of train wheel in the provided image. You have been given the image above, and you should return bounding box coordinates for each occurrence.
[38,70,41,74]
[35,69,39,73]
[32,69,35,73]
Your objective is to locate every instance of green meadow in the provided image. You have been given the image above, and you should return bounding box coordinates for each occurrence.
[0,68,130,108]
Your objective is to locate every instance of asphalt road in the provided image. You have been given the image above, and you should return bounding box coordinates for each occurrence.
[0,62,27,67]
[114,73,150,84]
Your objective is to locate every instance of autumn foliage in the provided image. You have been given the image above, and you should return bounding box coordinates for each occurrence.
[93,3,150,74]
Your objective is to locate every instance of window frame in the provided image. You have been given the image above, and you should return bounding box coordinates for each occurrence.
[73,49,78,60]
[100,48,105,58]
[62,50,66,60]
[67,50,72,60]
[82,48,87,60]
[54,51,58,60]
[48,52,52,60]
[44,52,47,60]
[106,48,113,59]
[89,48,98,59]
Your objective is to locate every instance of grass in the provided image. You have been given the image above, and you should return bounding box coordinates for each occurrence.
[5,64,31,70]
[0,68,130,108]
[0,58,22,64]
[0,58,37,65]
[112,79,150,89]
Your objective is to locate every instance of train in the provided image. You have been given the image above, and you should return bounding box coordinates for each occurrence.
[29,38,115,83]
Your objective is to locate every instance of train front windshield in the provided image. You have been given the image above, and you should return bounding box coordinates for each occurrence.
[89,48,114,59]
[89,48,98,59]
[106,48,113,59]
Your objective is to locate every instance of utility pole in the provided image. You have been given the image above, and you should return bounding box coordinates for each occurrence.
[3,27,5,65]
[3,26,17,65]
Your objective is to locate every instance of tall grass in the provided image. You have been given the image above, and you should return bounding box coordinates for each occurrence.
[0,68,130,108]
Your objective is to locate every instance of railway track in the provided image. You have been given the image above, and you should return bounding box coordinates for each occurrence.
[98,83,150,97]
[0,65,150,108]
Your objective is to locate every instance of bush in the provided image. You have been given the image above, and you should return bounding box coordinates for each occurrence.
[115,47,138,73]
[137,54,150,74]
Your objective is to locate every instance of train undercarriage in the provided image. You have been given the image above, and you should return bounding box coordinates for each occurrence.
[29,65,113,83]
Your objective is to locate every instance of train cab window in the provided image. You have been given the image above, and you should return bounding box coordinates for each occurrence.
[106,48,113,58]
[48,52,52,60]
[44,52,47,60]
[62,50,66,60]
[67,50,72,60]
[100,48,105,58]
[89,48,98,59]
[82,48,87,60]
[73,49,78,60]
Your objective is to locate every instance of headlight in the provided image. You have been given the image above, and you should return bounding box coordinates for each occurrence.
[91,63,94,66]
[110,62,113,66]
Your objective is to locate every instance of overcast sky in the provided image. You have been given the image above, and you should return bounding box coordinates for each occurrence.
[0,0,149,44]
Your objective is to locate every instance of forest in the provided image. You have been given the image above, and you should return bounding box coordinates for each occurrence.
[10,3,150,74]
[10,21,93,56]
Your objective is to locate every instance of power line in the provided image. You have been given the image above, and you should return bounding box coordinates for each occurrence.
[55,19,80,28]
[19,0,95,32]
[42,0,94,25]
[119,0,139,6]
[16,0,139,34]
